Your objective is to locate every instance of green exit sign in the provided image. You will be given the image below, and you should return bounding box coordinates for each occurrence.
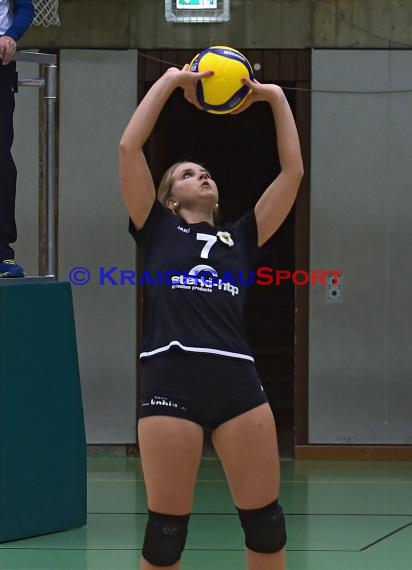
[177,0,218,8]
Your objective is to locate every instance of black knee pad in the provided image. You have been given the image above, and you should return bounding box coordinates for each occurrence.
[142,510,190,566]
[237,499,287,553]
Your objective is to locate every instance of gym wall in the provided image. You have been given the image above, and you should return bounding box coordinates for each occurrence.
[309,49,412,444]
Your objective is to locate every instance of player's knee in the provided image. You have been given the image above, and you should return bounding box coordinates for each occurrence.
[142,510,190,566]
[237,499,287,553]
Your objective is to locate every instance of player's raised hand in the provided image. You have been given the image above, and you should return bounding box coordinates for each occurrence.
[230,78,284,114]
[165,64,213,110]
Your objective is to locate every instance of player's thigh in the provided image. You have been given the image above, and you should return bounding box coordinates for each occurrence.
[138,415,204,514]
[211,403,281,509]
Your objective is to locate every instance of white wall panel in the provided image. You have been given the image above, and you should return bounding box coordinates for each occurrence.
[310,49,412,443]
[60,50,137,443]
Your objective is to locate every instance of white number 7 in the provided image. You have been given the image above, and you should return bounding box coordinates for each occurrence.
[197,233,217,259]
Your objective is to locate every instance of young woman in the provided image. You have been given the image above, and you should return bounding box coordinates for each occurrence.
[119,64,303,570]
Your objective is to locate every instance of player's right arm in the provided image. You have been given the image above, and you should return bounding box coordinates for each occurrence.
[119,65,212,229]
[119,70,178,230]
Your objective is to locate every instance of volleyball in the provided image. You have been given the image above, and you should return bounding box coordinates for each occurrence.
[189,46,254,115]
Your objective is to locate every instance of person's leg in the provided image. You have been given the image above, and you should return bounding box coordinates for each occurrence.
[0,63,17,262]
[138,415,204,569]
[212,403,286,570]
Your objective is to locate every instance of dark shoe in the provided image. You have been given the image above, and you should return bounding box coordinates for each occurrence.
[0,259,25,278]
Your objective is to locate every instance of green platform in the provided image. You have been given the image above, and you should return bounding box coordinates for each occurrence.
[0,281,87,543]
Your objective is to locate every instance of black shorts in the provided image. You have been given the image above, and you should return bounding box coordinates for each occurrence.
[139,350,268,432]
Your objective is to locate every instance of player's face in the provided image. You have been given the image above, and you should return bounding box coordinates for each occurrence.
[171,163,219,208]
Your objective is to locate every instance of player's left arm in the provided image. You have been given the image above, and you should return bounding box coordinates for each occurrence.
[233,80,304,247]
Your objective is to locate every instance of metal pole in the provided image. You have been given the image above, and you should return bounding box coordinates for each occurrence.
[44,64,58,278]
[13,51,58,278]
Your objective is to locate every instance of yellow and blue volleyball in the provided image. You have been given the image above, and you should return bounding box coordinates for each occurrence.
[190,46,254,114]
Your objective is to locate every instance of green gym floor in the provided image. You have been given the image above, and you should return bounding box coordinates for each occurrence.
[0,457,411,570]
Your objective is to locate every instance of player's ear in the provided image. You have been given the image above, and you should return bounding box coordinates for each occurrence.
[166,197,179,215]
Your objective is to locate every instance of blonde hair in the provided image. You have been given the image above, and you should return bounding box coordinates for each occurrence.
[157,161,187,208]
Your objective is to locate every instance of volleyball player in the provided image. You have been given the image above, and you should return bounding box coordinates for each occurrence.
[119,64,303,570]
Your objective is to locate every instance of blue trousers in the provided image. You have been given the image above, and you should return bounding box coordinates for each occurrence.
[0,61,17,261]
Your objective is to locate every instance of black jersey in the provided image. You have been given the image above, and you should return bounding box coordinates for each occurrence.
[129,200,261,362]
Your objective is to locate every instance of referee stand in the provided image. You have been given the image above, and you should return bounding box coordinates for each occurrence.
[0,50,86,543]
[0,279,87,542]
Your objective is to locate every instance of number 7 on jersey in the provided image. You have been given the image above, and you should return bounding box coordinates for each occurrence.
[197,233,217,259]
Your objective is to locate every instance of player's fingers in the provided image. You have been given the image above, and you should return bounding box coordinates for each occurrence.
[184,85,196,100]
[193,98,204,110]
[198,70,214,79]
[241,77,259,89]
[229,94,255,115]
[184,90,203,110]
[189,100,203,111]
